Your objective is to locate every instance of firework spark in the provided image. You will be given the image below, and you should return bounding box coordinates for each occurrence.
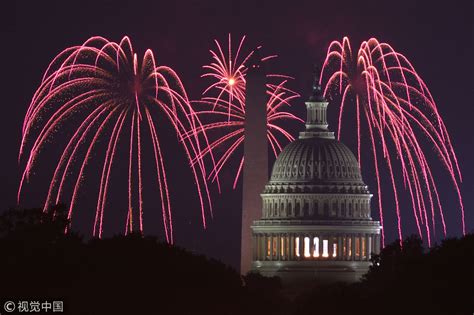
[191,35,302,189]
[18,36,212,243]
[201,34,249,116]
[321,37,464,246]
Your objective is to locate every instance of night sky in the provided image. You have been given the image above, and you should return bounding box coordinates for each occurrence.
[3,0,473,270]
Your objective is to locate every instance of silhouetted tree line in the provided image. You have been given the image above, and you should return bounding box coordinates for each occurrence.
[0,206,472,315]
[0,206,287,315]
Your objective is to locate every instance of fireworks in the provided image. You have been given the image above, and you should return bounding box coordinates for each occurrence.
[201,34,249,116]
[17,34,464,247]
[18,36,212,243]
[190,35,302,189]
[320,37,464,246]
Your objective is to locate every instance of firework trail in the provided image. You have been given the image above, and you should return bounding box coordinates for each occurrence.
[190,34,303,189]
[18,36,212,243]
[320,37,464,246]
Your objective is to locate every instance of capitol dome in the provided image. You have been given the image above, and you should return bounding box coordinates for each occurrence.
[270,137,363,184]
[250,73,382,285]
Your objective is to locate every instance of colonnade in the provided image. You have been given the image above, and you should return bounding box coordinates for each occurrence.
[262,197,371,219]
[252,233,380,261]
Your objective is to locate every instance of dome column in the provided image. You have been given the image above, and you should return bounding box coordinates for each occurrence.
[290,234,295,260]
[337,235,343,259]
[351,235,356,260]
[327,236,333,259]
[276,234,281,261]
[262,234,265,260]
[345,235,350,260]
[319,236,324,258]
[269,235,274,261]
[357,234,362,261]
[264,234,269,260]
[252,234,258,261]
[366,234,372,261]
[375,234,381,255]
[298,235,304,260]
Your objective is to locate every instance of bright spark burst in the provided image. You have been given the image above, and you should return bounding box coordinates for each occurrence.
[191,34,303,190]
[18,36,212,243]
[321,37,465,246]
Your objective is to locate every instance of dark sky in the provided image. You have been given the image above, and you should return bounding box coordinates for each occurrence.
[3,0,473,269]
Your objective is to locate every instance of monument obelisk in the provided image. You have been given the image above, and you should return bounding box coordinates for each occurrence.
[241,50,268,274]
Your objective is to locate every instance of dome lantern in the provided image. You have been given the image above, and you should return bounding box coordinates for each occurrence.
[299,68,335,140]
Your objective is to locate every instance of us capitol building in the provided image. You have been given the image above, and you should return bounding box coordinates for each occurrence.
[250,75,382,284]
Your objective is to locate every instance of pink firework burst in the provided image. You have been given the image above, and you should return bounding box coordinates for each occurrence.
[18,36,212,243]
[321,37,464,246]
[201,34,248,115]
[190,35,303,190]
[201,34,293,116]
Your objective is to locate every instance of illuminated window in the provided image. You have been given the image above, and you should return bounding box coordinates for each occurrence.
[280,237,285,258]
[348,237,352,258]
[342,237,347,258]
[295,237,300,257]
[313,237,320,257]
[322,239,329,257]
[333,243,337,258]
[361,237,366,259]
[355,237,360,258]
[267,238,271,258]
[286,236,290,258]
[304,237,311,258]
[273,237,277,257]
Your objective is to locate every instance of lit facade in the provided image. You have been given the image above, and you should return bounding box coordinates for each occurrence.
[251,75,382,284]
